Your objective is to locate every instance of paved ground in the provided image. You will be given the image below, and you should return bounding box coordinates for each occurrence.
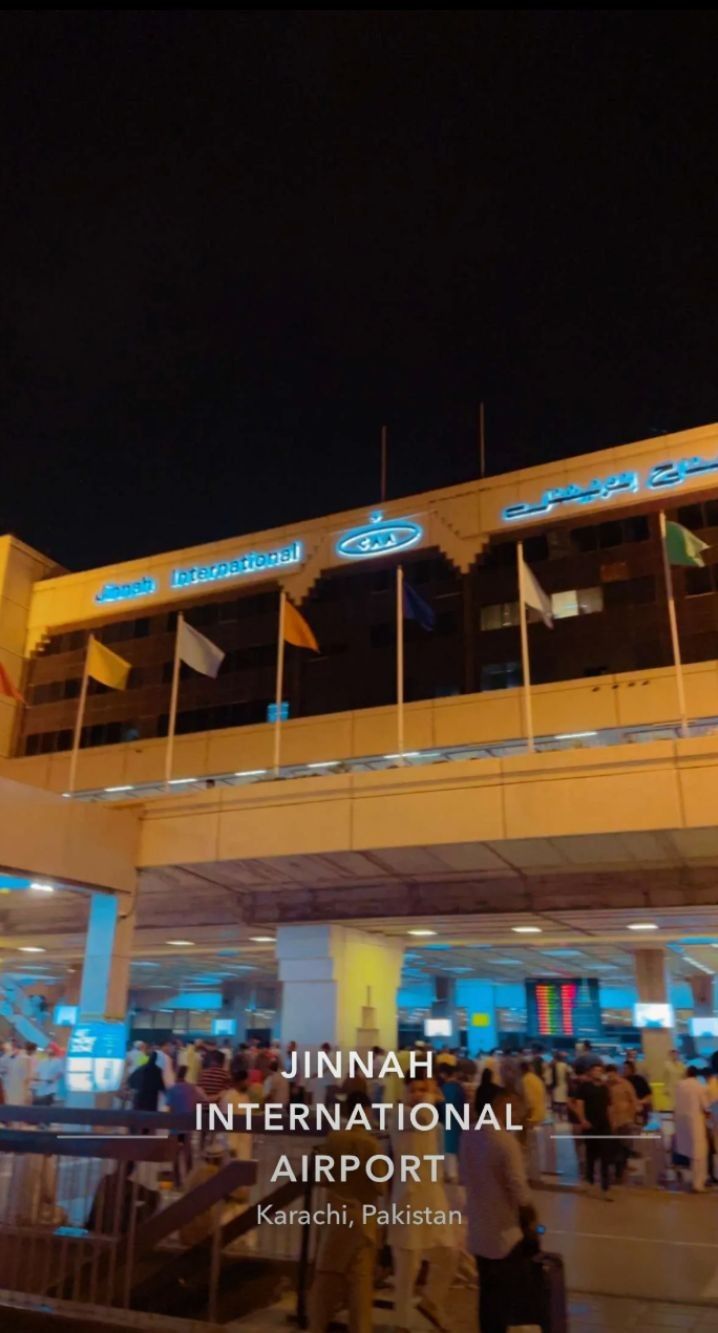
[229,1287,718,1330]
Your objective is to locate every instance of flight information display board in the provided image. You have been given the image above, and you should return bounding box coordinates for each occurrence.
[526,978,601,1039]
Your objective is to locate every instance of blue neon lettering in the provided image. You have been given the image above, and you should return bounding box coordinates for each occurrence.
[170,540,303,590]
[336,512,423,560]
[501,455,718,523]
[95,576,157,604]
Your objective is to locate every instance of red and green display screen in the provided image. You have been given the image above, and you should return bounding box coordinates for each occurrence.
[526,978,600,1039]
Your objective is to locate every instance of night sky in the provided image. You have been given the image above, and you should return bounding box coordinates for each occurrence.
[2,11,717,571]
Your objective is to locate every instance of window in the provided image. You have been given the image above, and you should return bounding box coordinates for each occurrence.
[685,566,715,597]
[551,587,603,619]
[572,525,597,553]
[480,601,519,630]
[483,543,516,569]
[677,504,704,530]
[480,661,522,691]
[523,535,549,563]
[597,520,623,549]
[625,515,650,542]
[604,577,654,608]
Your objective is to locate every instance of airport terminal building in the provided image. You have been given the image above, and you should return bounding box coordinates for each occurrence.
[0,424,717,1074]
[3,421,718,782]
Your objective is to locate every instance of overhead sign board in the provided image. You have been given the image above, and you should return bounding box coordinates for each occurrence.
[66,1021,127,1094]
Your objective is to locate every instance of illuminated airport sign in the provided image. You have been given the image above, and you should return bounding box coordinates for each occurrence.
[170,540,302,589]
[93,541,304,606]
[66,1020,127,1094]
[502,453,718,523]
[95,576,157,604]
[336,512,423,559]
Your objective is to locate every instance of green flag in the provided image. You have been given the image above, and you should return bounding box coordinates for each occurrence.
[664,520,709,568]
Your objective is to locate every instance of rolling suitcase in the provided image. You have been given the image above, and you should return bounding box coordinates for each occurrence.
[509,1249,568,1333]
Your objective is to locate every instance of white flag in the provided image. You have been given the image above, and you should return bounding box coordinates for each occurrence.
[177,618,225,678]
[521,559,553,628]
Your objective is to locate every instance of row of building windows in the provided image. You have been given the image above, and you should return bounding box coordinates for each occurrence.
[479,576,662,630]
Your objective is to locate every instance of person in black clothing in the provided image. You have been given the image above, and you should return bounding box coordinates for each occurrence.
[129,1050,166,1111]
[623,1060,652,1124]
[576,1060,613,1198]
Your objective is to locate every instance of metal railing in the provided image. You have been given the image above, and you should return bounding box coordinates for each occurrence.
[0,1104,329,1326]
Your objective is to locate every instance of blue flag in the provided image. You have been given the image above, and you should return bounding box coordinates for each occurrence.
[403,580,435,631]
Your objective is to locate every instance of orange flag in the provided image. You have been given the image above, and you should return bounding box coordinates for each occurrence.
[0,662,25,704]
[284,600,319,652]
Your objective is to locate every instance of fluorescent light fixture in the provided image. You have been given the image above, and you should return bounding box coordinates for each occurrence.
[234,769,267,777]
[166,939,195,947]
[29,882,54,893]
[307,760,337,768]
[250,936,275,943]
[684,955,714,975]
[168,777,197,785]
[495,958,522,966]
[104,784,133,793]
[384,751,421,760]
[628,922,659,931]
[408,929,437,937]
[61,792,72,799]
[512,926,542,934]
[554,731,598,740]
[19,946,45,953]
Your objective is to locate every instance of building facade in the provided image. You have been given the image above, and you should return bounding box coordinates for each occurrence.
[2,422,718,769]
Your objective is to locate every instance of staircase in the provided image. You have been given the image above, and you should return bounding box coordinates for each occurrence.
[0,977,50,1046]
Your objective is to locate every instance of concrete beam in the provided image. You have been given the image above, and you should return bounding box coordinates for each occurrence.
[0,776,138,896]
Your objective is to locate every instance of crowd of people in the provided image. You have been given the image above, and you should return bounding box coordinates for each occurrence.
[0,1038,65,1105]
[2,1029,718,1330]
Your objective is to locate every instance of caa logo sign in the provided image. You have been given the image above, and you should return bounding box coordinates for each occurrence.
[336,512,423,560]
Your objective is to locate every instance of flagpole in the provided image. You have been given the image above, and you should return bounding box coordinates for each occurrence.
[517,542,535,753]
[659,511,688,737]
[165,613,183,785]
[396,564,405,763]
[273,590,287,775]
[68,636,92,794]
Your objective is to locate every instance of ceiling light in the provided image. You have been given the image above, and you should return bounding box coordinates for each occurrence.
[512,926,542,934]
[408,929,437,937]
[384,751,421,760]
[495,958,522,966]
[234,769,267,777]
[104,784,133,793]
[19,946,45,953]
[29,882,54,893]
[168,777,197,785]
[554,731,597,740]
[250,936,275,943]
[166,939,195,947]
[307,760,337,769]
[628,923,659,931]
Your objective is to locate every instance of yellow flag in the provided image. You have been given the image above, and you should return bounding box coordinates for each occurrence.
[283,600,319,652]
[87,636,131,690]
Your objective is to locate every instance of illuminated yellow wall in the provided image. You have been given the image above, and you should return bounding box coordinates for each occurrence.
[2,656,718,795]
[0,537,58,756]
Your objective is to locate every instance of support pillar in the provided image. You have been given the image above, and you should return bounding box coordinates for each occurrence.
[276,924,403,1052]
[633,948,672,1083]
[68,890,135,1106]
[79,892,134,1022]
